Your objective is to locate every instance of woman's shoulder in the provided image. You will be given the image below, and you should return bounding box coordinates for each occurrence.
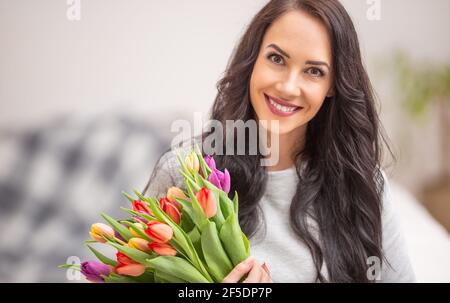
[143,136,202,197]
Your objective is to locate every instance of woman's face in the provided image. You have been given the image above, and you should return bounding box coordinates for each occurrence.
[250,10,334,136]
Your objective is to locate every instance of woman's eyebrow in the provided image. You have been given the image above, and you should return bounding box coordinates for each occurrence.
[267,43,291,58]
[266,43,330,70]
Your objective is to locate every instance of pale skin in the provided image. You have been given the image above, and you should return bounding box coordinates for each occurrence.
[223,10,334,282]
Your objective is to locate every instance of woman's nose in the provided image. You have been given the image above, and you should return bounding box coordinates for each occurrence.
[274,73,302,100]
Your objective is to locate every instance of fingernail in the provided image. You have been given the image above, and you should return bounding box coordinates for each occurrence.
[262,262,270,274]
[245,256,254,264]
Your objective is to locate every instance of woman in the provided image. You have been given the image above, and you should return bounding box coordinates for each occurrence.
[144,0,416,283]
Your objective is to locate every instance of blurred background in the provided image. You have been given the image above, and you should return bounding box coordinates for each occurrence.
[0,0,449,282]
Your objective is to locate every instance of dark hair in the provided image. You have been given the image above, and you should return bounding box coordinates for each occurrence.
[200,0,395,282]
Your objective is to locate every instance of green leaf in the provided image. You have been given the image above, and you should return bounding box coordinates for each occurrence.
[104,273,140,283]
[179,170,201,191]
[201,221,233,282]
[146,256,210,283]
[154,270,187,283]
[194,143,212,177]
[146,196,213,282]
[107,240,153,265]
[120,207,156,222]
[87,245,118,267]
[184,181,209,231]
[219,212,249,266]
[233,191,239,216]
[122,191,136,203]
[58,264,81,270]
[101,213,133,242]
[121,220,153,243]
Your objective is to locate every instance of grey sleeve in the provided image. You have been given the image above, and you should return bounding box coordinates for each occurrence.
[141,140,198,198]
[378,170,416,282]
[142,149,184,198]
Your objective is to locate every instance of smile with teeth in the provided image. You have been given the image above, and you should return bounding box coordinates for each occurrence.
[268,97,298,112]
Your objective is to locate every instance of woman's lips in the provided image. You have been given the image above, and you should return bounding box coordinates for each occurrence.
[264,93,303,117]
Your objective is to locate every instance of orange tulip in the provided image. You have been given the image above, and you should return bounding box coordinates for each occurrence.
[89,223,114,243]
[195,188,217,218]
[145,221,173,243]
[166,187,185,209]
[116,263,145,277]
[148,242,177,256]
[160,197,181,224]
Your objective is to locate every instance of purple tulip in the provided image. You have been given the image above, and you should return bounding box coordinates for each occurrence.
[204,155,216,171]
[81,261,112,283]
[208,168,231,194]
[133,215,148,224]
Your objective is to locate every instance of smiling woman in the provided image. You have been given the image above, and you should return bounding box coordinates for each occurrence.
[145,0,416,283]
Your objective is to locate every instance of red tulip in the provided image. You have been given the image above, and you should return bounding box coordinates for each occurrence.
[160,197,181,224]
[115,252,145,277]
[132,200,153,216]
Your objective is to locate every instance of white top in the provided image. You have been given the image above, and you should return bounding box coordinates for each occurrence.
[145,143,416,283]
[249,165,416,282]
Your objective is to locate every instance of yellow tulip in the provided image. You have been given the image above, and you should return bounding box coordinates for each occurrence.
[90,223,114,243]
[185,151,199,173]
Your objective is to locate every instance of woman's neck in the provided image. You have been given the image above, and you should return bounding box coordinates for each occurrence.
[265,125,306,172]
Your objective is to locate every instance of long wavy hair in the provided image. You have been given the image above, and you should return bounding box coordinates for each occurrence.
[198,0,395,282]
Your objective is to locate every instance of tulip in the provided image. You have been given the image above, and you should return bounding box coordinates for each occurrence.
[160,197,181,224]
[132,200,153,216]
[115,252,146,277]
[148,242,177,256]
[129,222,146,237]
[128,237,151,252]
[90,223,115,243]
[166,187,185,209]
[208,168,231,194]
[195,188,217,218]
[204,155,216,171]
[116,252,134,265]
[145,220,173,243]
[185,151,199,173]
[132,215,148,224]
[81,261,112,282]
[116,263,146,277]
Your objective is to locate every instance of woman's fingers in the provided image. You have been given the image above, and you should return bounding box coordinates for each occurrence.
[243,260,263,283]
[261,262,273,283]
[222,256,254,283]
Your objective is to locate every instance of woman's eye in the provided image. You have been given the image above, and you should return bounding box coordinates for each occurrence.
[306,67,325,77]
[267,53,284,65]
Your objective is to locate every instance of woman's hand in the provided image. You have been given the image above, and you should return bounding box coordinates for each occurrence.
[222,256,272,283]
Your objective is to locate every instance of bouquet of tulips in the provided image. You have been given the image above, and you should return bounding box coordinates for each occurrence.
[60,145,251,283]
